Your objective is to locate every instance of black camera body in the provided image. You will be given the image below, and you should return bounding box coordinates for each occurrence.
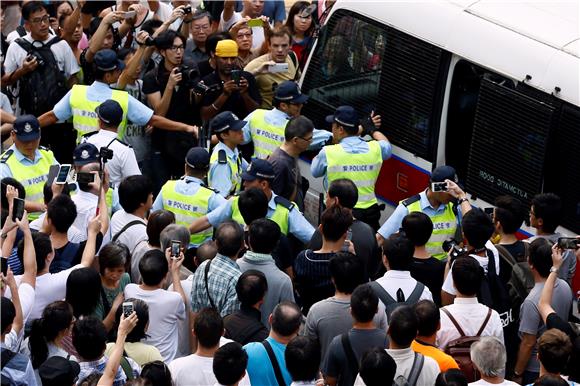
[183,5,192,14]
[26,53,45,66]
[99,147,114,162]
[442,239,468,260]
[176,66,198,88]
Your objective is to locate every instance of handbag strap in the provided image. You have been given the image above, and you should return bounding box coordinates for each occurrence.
[341,333,359,374]
[204,260,216,309]
[262,340,286,386]
[407,352,424,386]
[441,307,466,337]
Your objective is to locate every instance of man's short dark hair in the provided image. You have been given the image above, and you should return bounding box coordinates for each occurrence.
[435,369,469,386]
[402,212,433,247]
[213,342,248,386]
[320,205,353,242]
[285,336,321,382]
[72,316,107,361]
[359,347,397,386]
[155,30,186,51]
[271,301,301,337]
[452,256,483,296]
[194,308,224,348]
[351,284,379,323]
[236,270,268,306]
[1,297,16,333]
[329,252,365,294]
[531,193,562,234]
[248,218,280,254]
[114,298,149,343]
[414,300,439,337]
[119,175,153,214]
[22,1,48,20]
[284,116,314,142]
[215,220,244,257]
[139,249,168,286]
[494,195,526,234]
[197,240,217,264]
[238,188,268,224]
[18,232,52,273]
[328,179,358,210]
[529,238,553,278]
[462,208,494,249]
[46,194,77,233]
[538,329,572,374]
[98,242,129,276]
[146,210,175,247]
[388,305,418,347]
[382,233,414,271]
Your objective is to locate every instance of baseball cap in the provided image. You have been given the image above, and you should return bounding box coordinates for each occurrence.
[215,39,238,57]
[96,99,123,126]
[242,158,275,181]
[210,111,246,133]
[39,356,80,386]
[325,105,358,128]
[12,114,41,141]
[274,81,309,104]
[94,49,125,71]
[73,143,100,166]
[431,165,458,183]
[185,147,210,169]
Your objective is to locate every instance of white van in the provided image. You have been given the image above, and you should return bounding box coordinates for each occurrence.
[298,0,580,238]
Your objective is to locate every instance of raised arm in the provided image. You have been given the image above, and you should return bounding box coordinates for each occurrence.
[167,248,187,305]
[539,244,565,323]
[86,11,125,63]
[117,31,150,90]
[16,214,36,288]
[2,268,23,335]
[80,215,102,268]
[97,312,138,386]
[61,0,83,41]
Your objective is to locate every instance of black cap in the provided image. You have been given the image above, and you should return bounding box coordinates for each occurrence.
[210,111,246,133]
[325,105,358,128]
[274,81,309,104]
[73,143,100,166]
[39,356,80,386]
[12,114,41,141]
[185,147,210,169]
[242,158,275,181]
[431,165,458,183]
[96,99,123,126]
[94,49,125,71]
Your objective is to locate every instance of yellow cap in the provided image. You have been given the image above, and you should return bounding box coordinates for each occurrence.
[215,39,239,57]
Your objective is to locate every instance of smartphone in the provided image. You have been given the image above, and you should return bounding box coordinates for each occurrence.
[268,62,289,73]
[484,207,494,218]
[558,237,580,250]
[47,164,60,186]
[171,240,182,258]
[360,115,375,134]
[12,198,25,222]
[231,69,242,86]
[55,164,72,185]
[431,182,447,192]
[124,11,136,19]
[342,229,352,252]
[247,18,263,27]
[76,172,95,184]
[1,257,8,276]
[122,302,134,318]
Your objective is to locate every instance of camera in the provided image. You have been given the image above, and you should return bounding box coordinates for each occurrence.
[183,5,192,15]
[193,81,210,95]
[99,147,114,162]
[144,36,155,46]
[442,239,467,260]
[176,65,198,88]
[26,53,44,67]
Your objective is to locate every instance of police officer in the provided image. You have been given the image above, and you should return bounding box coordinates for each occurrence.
[376,165,472,260]
[189,158,315,244]
[152,147,227,248]
[208,111,249,198]
[81,99,141,188]
[241,80,331,159]
[0,115,58,219]
[311,105,388,231]
[38,49,198,142]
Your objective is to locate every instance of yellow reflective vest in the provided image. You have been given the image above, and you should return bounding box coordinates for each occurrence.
[209,147,242,196]
[249,109,286,159]
[230,195,291,235]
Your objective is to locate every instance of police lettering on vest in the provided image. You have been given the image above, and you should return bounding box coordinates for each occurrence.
[249,110,286,159]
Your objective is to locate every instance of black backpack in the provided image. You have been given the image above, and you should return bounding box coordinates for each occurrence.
[14,36,69,116]
[495,243,533,321]
[370,280,425,321]
[476,250,512,327]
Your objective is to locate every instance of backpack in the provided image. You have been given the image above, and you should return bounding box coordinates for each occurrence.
[1,348,17,386]
[494,243,533,321]
[476,250,512,327]
[14,36,69,116]
[442,307,492,382]
[369,281,425,320]
[49,241,81,273]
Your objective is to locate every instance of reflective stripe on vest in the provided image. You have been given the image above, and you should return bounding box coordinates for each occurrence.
[406,199,457,260]
[161,180,213,245]
[230,196,290,235]
[4,149,55,220]
[326,141,382,209]
[249,110,286,159]
[209,148,242,195]
[70,85,130,142]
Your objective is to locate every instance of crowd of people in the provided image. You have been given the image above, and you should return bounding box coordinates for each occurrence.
[0,1,579,386]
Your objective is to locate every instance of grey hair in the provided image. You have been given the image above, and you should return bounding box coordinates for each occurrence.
[160,224,190,251]
[470,336,506,377]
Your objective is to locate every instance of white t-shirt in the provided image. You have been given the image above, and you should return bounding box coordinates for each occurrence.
[219,11,265,50]
[108,210,147,254]
[124,284,186,362]
[169,354,217,386]
[71,189,99,242]
[168,275,193,359]
[470,379,520,386]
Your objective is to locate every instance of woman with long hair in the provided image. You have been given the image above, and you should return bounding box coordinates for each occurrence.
[285,1,316,68]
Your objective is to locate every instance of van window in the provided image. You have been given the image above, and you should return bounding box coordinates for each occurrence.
[301,9,448,161]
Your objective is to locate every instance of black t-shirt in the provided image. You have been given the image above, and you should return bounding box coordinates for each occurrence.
[497,240,527,284]
[294,249,336,315]
[410,256,445,306]
[200,70,262,119]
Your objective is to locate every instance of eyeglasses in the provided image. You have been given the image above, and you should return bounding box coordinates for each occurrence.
[297,135,313,142]
[30,15,50,24]
[192,24,211,32]
[169,45,185,52]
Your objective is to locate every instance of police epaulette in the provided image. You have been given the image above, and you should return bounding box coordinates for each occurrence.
[402,194,421,207]
[39,146,50,151]
[82,131,98,140]
[200,183,218,193]
[0,149,14,163]
[217,149,227,164]
[274,195,295,211]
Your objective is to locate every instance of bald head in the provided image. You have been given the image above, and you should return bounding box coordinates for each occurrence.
[271,301,302,337]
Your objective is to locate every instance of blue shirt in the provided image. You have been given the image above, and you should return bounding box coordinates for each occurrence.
[244,336,292,386]
[310,136,392,189]
[207,191,315,244]
[0,145,59,179]
[0,344,38,386]
[53,81,154,126]
[208,142,248,197]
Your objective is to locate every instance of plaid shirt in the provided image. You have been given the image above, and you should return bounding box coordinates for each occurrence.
[190,253,241,317]
[77,356,139,386]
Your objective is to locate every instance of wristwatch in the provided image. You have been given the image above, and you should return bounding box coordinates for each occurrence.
[457,197,469,205]
[0,233,7,239]
[550,266,559,274]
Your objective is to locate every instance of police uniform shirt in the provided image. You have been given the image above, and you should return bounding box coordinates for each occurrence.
[208,142,248,198]
[206,191,315,244]
[0,144,59,179]
[82,130,141,188]
[310,136,392,189]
